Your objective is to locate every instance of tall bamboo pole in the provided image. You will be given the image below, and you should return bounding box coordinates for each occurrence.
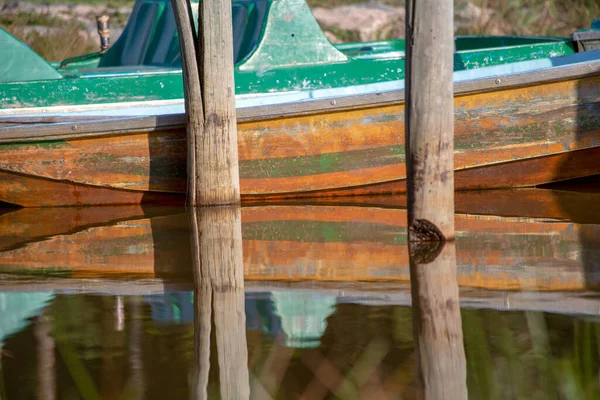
[172,0,240,206]
[405,0,455,242]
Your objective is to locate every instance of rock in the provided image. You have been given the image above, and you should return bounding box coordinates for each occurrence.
[312,5,405,42]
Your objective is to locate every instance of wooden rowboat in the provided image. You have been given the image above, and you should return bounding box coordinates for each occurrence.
[1,0,600,206]
[1,189,599,291]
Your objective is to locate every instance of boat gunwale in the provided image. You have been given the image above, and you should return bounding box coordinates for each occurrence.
[1,54,600,144]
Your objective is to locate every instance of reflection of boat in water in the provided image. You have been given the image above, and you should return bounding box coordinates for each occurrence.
[0,292,54,343]
[1,0,600,206]
[0,288,335,349]
[146,290,335,348]
[3,282,600,358]
[1,189,600,291]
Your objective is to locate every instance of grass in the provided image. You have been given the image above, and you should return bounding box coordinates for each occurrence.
[1,12,96,61]
[0,11,79,28]
[327,26,361,42]
[458,0,600,36]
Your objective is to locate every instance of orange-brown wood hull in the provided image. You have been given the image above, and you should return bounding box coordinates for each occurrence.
[1,190,598,291]
[1,75,599,206]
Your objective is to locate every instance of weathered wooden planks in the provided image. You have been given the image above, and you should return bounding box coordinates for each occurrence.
[1,147,600,207]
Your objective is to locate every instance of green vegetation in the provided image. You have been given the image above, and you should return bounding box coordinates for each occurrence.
[327,26,361,43]
[0,11,80,28]
[455,0,600,37]
[0,12,95,61]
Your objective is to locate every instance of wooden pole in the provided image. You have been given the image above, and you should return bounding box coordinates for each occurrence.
[405,0,455,242]
[404,2,463,394]
[410,242,467,400]
[172,0,240,206]
[189,206,249,400]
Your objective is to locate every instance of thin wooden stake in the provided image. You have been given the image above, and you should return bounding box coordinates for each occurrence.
[405,0,455,242]
[172,0,240,206]
[171,0,202,207]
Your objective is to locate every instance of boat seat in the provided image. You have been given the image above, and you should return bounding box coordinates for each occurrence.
[98,0,269,68]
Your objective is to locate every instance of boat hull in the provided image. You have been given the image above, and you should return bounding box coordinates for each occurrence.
[1,74,600,206]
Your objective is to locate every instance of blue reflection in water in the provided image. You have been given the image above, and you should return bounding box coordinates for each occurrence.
[0,292,54,343]
[143,290,336,348]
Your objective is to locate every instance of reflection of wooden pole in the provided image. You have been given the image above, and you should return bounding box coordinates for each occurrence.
[190,206,249,400]
[102,298,121,399]
[410,242,467,400]
[192,286,212,400]
[34,314,56,400]
[405,0,455,241]
[0,345,3,400]
[191,206,244,286]
[128,297,145,400]
[214,287,248,400]
[172,0,240,206]
[114,296,125,332]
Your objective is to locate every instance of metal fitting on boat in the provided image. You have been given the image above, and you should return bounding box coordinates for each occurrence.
[96,15,111,54]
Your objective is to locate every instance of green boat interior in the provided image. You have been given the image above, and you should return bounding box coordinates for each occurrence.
[0,0,599,108]
[97,0,269,68]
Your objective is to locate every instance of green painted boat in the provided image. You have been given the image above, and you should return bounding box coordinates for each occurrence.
[0,0,599,206]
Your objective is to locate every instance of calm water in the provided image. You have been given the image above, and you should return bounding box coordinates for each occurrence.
[1,188,600,399]
[2,288,600,399]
